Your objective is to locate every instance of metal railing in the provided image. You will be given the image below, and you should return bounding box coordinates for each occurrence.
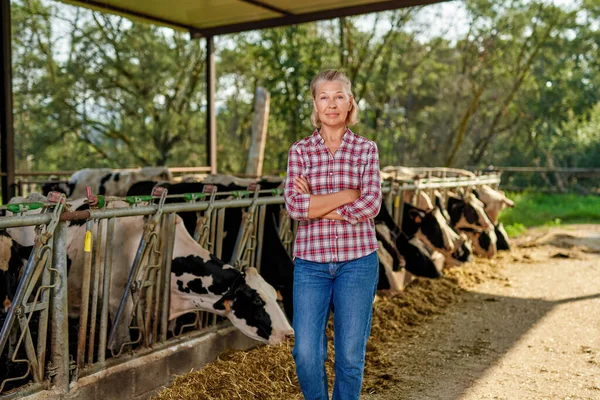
[0,188,294,395]
[0,170,500,397]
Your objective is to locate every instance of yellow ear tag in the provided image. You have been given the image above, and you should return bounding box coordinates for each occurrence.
[84,231,92,253]
[394,196,400,208]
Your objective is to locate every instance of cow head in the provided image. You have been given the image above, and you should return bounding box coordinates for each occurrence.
[461,228,497,258]
[394,233,443,279]
[450,232,473,263]
[447,193,493,231]
[170,221,293,345]
[402,203,461,254]
[473,186,515,225]
[41,181,74,197]
[495,222,511,251]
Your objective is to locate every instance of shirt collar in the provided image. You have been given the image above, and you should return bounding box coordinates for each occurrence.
[312,128,354,145]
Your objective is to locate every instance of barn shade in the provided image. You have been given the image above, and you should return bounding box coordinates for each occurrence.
[60,0,449,36]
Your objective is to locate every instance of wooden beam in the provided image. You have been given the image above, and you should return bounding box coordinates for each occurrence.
[206,36,217,174]
[1,0,15,202]
[246,87,270,177]
[237,0,294,16]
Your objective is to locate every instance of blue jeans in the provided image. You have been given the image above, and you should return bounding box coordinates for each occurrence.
[292,251,379,400]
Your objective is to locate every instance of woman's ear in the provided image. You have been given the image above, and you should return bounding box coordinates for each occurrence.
[349,96,354,109]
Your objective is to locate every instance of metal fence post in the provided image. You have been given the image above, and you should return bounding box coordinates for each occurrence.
[50,220,69,392]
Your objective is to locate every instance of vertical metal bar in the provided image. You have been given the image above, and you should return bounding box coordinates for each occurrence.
[215,208,225,259]
[396,189,405,231]
[87,218,104,364]
[143,237,158,346]
[152,215,167,344]
[17,315,40,382]
[77,220,94,369]
[50,221,69,392]
[0,0,15,202]
[255,205,266,273]
[160,214,175,343]
[385,186,393,215]
[98,217,115,363]
[108,228,150,350]
[392,192,400,225]
[0,242,43,355]
[36,241,52,379]
[206,36,217,174]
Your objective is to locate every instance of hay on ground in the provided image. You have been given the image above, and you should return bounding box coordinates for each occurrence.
[155,256,505,400]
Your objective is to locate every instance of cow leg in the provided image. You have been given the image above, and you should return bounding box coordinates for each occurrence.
[291,258,333,400]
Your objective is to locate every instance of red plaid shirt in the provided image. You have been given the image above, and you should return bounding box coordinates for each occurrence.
[284,129,382,263]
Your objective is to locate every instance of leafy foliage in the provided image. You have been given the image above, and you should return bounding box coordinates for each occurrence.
[9,0,600,175]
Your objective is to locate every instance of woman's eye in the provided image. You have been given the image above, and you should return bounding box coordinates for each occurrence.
[320,97,327,100]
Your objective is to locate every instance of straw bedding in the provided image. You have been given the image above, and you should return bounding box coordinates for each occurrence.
[155,255,504,400]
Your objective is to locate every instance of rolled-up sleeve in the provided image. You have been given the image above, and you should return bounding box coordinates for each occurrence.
[337,142,382,225]
[284,144,310,221]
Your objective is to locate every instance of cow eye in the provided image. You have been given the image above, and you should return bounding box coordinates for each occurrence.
[253,297,264,306]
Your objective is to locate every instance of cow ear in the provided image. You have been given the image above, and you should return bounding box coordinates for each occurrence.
[409,209,423,224]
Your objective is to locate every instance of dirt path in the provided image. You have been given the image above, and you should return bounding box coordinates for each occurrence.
[363,225,600,400]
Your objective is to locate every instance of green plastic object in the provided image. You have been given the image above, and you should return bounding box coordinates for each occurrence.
[6,202,45,213]
[271,188,284,196]
[183,193,207,202]
[232,190,249,199]
[94,196,106,209]
[124,195,154,205]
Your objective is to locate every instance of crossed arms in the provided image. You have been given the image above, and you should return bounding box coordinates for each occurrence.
[283,143,382,225]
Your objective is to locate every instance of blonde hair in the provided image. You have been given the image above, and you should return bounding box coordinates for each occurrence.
[310,70,359,128]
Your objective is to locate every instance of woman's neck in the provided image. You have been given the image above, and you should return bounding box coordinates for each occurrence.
[319,124,346,143]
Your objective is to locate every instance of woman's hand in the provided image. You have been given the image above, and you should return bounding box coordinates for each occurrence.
[294,176,311,195]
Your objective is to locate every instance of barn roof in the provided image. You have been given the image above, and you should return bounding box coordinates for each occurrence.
[60,0,449,36]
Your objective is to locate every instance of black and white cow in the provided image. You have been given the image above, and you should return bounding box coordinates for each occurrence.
[66,201,293,348]
[447,192,493,231]
[433,191,473,265]
[495,222,510,251]
[42,167,171,199]
[460,228,498,259]
[472,186,513,251]
[400,203,462,255]
[473,185,515,225]
[374,204,446,282]
[125,178,295,320]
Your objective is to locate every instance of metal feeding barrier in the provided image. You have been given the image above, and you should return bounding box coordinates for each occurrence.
[0,170,500,397]
[0,185,290,396]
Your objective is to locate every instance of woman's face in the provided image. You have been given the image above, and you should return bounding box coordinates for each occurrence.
[313,80,353,129]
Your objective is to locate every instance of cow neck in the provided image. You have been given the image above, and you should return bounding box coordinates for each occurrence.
[221,270,247,301]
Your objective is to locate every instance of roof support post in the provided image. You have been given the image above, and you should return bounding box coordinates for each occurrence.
[205,35,217,174]
[0,0,16,202]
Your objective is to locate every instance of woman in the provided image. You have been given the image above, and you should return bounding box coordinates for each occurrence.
[284,70,382,400]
